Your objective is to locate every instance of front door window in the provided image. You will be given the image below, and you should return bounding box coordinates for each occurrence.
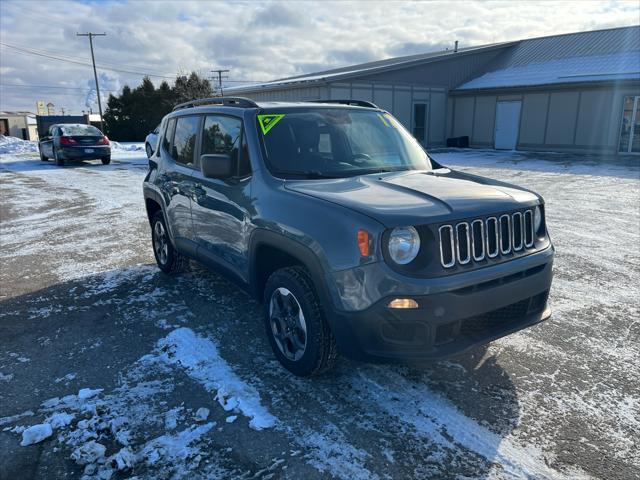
[619,96,640,154]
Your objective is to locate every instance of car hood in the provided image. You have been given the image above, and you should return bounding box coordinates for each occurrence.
[284,169,540,227]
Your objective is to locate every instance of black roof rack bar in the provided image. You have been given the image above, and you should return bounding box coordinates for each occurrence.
[308,99,379,109]
[172,96,259,111]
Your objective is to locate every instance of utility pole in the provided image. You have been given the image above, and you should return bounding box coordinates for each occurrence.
[77,32,106,131]
[211,69,230,96]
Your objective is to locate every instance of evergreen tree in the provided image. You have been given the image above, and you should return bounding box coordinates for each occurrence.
[103,72,213,141]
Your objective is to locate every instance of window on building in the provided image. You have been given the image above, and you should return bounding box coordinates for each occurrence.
[413,103,427,145]
[619,96,640,154]
[172,116,200,167]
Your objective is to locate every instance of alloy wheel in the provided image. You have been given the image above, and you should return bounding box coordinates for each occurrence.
[269,287,308,361]
[153,220,169,265]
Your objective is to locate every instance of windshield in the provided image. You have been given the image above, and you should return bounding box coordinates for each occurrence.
[60,125,102,136]
[258,109,431,178]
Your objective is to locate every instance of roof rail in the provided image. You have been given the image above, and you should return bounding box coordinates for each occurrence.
[308,99,379,109]
[172,96,258,111]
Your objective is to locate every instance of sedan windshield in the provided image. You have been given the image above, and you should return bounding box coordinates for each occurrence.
[258,109,431,178]
[60,125,103,136]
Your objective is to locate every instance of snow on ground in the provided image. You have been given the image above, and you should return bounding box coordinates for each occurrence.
[0,146,638,479]
[0,141,149,295]
[156,327,277,431]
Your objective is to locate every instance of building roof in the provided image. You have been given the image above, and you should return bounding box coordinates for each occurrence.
[455,25,640,90]
[229,25,640,95]
[0,111,35,116]
[227,42,514,92]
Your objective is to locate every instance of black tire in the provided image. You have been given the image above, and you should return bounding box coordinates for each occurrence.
[101,156,111,165]
[145,143,153,158]
[151,211,187,274]
[39,148,48,161]
[53,147,64,166]
[264,266,338,376]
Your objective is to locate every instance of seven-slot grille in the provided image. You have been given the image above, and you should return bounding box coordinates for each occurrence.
[438,209,535,268]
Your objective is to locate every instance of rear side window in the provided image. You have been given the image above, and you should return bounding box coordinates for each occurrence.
[172,116,200,167]
[162,118,176,152]
[202,115,250,177]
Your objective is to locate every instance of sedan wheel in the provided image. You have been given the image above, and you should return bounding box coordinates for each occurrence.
[146,143,153,158]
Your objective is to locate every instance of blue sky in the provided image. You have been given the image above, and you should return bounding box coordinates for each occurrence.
[1,0,638,113]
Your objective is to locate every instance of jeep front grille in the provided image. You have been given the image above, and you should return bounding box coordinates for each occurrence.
[438,209,536,268]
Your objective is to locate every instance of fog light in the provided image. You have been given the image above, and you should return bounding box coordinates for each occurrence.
[388,298,419,309]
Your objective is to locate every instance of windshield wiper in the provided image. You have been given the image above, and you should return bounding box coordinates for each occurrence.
[274,169,345,179]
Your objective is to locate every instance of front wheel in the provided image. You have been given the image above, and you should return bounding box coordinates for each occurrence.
[145,143,153,158]
[264,266,338,376]
[151,211,186,274]
[39,148,48,161]
[101,156,111,165]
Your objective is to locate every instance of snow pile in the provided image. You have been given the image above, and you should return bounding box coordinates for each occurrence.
[20,423,53,446]
[78,388,103,400]
[156,328,277,431]
[110,141,144,152]
[194,407,209,422]
[71,440,106,465]
[0,135,39,155]
[112,447,135,470]
[46,412,75,429]
[0,135,143,156]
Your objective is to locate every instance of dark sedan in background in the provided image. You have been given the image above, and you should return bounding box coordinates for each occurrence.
[38,124,111,166]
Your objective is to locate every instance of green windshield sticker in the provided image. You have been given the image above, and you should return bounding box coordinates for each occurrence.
[378,113,391,127]
[258,114,285,135]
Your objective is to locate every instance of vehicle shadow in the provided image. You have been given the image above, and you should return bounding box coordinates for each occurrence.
[0,263,522,478]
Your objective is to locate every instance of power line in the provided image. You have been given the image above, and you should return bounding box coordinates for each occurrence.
[0,42,177,79]
[1,43,270,84]
[1,83,119,93]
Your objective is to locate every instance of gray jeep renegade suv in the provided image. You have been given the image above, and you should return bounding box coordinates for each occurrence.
[143,97,554,376]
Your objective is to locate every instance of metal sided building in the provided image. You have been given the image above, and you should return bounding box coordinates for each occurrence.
[228,26,640,155]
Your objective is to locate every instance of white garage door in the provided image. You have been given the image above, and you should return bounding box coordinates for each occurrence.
[495,101,522,150]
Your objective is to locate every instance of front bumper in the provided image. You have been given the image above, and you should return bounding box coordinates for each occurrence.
[327,247,554,361]
[59,145,110,160]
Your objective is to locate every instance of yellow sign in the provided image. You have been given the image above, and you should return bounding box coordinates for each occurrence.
[258,114,285,135]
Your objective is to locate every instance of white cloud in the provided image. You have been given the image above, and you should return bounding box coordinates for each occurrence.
[0,0,637,113]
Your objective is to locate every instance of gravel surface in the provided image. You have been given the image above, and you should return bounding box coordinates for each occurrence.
[0,143,638,480]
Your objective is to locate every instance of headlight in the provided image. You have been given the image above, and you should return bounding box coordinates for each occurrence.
[534,206,543,234]
[388,226,420,264]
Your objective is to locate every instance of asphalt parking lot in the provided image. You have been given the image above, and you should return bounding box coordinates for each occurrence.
[0,143,638,480]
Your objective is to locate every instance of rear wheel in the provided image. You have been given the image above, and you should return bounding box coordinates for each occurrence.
[264,266,338,376]
[151,211,186,274]
[101,156,111,165]
[53,147,64,166]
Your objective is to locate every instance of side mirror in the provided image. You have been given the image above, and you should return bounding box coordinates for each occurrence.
[201,154,233,179]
